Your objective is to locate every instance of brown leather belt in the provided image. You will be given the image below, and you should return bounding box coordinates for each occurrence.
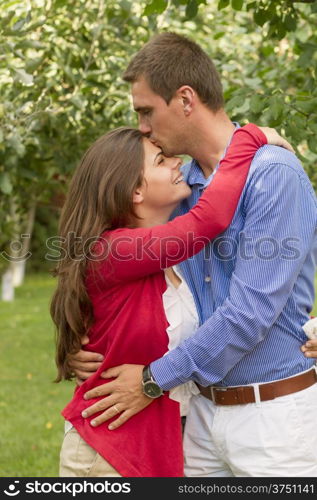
[197,368,317,405]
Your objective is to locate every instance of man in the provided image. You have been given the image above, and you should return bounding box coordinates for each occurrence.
[69,33,317,476]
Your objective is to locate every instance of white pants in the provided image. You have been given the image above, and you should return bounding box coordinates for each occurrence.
[183,377,317,477]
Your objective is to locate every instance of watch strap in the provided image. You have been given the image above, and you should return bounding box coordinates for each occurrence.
[142,364,153,384]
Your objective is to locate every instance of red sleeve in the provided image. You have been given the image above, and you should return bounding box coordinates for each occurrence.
[94,123,267,282]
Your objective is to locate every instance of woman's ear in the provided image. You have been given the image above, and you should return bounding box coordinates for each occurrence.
[133,187,144,204]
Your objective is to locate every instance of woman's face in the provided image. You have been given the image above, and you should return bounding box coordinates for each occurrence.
[140,138,192,210]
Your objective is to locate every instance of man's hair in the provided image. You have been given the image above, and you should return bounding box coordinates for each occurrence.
[123,32,224,111]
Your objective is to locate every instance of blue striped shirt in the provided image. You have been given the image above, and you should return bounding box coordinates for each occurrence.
[150,129,317,389]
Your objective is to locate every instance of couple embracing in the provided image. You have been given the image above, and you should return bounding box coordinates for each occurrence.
[51,33,317,477]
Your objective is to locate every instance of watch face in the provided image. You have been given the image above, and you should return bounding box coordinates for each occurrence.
[143,381,163,398]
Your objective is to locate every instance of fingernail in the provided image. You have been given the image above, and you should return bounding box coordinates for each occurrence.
[82,411,88,418]
[83,394,88,400]
[306,342,312,347]
[91,420,97,427]
[108,424,114,430]
[97,355,104,361]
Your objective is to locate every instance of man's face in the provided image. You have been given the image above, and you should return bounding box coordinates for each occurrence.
[131,76,185,157]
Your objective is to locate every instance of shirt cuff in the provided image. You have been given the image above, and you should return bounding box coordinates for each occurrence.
[150,355,186,391]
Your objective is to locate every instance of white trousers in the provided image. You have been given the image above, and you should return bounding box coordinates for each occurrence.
[183,376,317,477]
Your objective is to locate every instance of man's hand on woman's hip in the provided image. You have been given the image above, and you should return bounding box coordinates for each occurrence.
[81,364,153,430]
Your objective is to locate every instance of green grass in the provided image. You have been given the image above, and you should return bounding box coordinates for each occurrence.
[0,273,72,477]
[0,272,316,477]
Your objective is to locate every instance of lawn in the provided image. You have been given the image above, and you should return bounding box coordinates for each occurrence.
[0,273,72,477]
[0,272,316,477]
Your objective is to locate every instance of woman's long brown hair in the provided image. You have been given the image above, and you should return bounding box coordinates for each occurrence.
[50,127,144,381]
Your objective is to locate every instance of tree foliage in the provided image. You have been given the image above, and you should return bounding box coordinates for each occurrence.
[0,0,316,273]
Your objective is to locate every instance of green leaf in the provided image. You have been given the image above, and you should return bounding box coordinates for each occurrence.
[186,0,198,18]
[24,19,47,33]
[276,24,286,40]
[250,94,265,114]
[214,31,225,40]
[0,173,13,195]
[246,1,256,11]
[120,0,131,12]
[70,95,86,110]
[270,96,284,121]
[307,136,317,154]
[308,122,317,135]
[261,45,274,57]
[143,0,168,15]
[231,0,243,11]
[311,1,317,14]
[19,168,38,180]
[25,57,43,73]
[14,69,33,86]
[284,14,297,32]
[218,0,230,10]
[284,121,299,139]
[254,9,269,27]
[54,0,68,6]
[226,94,246,111]
[294,98,317,114]
[0,11,15,29]
[12,13,31,32]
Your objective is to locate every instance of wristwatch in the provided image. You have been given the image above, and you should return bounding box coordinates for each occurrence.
[142,365,164,399]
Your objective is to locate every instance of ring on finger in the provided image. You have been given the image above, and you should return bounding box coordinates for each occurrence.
[113,404,120,414]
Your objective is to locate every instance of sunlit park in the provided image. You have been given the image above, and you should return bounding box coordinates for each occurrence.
[0,0,317,478]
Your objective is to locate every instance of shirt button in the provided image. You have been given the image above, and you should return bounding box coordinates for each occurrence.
[204,276,211,283]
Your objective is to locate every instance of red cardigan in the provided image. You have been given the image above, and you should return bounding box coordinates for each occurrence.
[62,124,267,477]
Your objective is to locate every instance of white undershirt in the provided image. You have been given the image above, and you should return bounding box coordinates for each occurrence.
[163,266,200,416]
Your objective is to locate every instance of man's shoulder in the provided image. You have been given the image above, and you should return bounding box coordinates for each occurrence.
[245,145,316,205]
[250,145,302,174]
[247,145,312,188]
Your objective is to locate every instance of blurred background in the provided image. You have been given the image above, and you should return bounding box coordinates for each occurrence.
[0,0,316,477]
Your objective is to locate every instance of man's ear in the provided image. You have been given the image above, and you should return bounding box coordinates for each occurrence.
[133,187,144,204]
[177,85,195,116]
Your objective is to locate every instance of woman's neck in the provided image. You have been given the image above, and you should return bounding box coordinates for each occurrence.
[133,207,175,228]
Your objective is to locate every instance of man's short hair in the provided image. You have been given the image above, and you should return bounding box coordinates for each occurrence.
[123,32,224,111]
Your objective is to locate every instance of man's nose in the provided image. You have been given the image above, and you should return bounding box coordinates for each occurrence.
[138,119,151,135]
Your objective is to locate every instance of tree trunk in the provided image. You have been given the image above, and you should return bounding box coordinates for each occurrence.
[1,201,36,301]
[12,203,36,287]
[1,267,14,301]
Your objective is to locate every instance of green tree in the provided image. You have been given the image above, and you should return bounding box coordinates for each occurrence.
[0,0,316,290]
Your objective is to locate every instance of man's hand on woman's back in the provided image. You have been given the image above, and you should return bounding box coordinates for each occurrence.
[68,335,103,385]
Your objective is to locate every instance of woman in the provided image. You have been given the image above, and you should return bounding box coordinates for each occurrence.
[51,124,282,477]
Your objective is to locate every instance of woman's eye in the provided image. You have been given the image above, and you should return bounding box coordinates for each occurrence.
[158,158,164,165]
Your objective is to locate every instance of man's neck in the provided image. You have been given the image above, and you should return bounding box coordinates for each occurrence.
[187,109,235,178]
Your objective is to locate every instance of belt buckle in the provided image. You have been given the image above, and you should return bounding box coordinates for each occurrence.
[210,387,216,402]
[212,386,227,404]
